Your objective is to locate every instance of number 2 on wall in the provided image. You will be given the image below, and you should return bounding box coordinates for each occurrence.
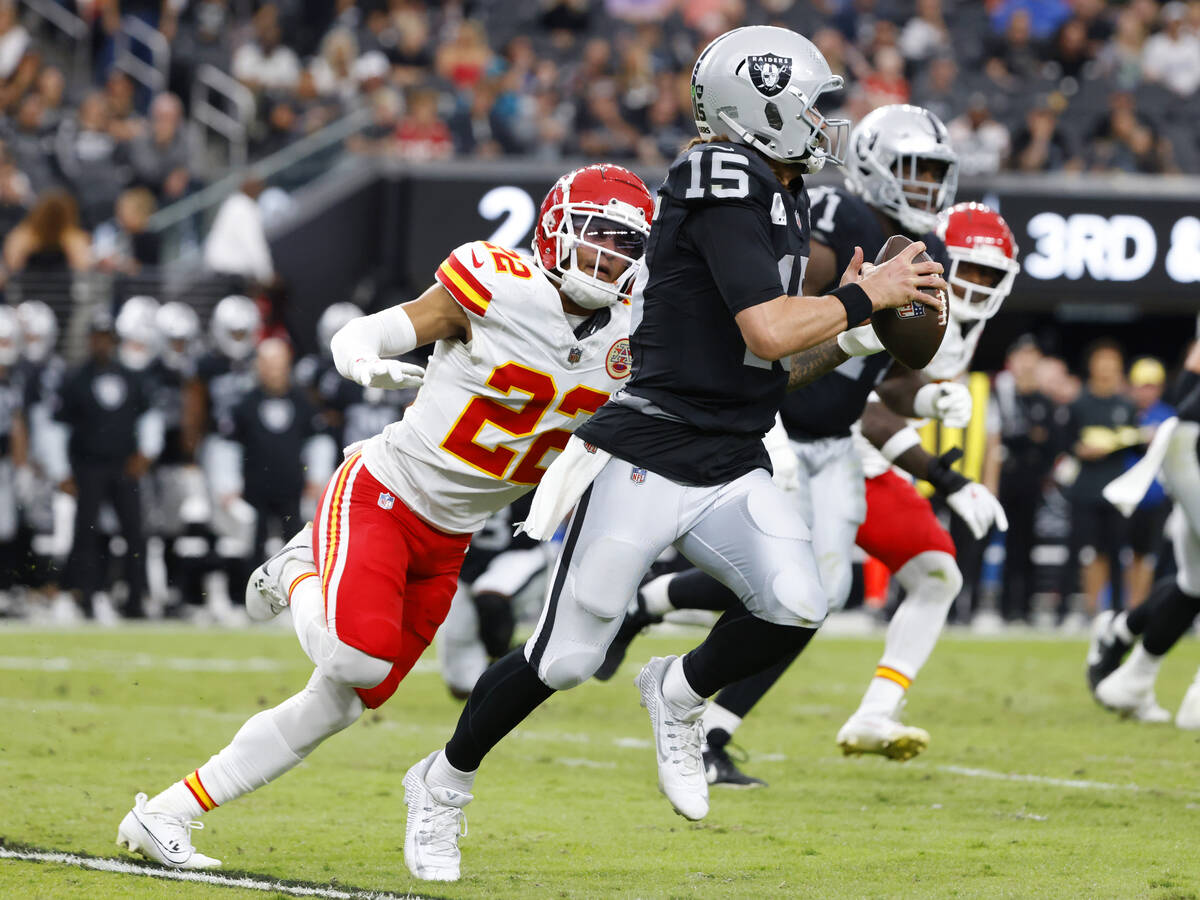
[441,362,608,485]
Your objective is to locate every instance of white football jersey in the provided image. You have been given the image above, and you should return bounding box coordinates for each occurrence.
[363,241,633,533]
[853,316,986,479]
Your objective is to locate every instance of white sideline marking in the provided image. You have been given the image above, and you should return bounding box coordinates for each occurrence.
[0,653,438,675]
[0,846,420,899]
[938,765,1139,792]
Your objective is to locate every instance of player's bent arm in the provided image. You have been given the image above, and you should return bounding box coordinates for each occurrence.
[331,284,467,387]
[861,400,964,493]
[735,293,857,362]
[874,365,924,418]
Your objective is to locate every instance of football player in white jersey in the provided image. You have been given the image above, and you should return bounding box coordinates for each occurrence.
[115,163,654,870]
[836,202,1017,758]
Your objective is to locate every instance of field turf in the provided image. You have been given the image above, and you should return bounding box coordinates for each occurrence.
[1,625,1199,899]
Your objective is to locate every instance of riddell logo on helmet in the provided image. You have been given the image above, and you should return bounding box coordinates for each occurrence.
[746,54,792,97]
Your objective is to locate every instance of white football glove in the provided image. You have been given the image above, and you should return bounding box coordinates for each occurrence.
[946,482,1009,540]
[837,323,885,357]
[763,415,801,493]
[914,381,972,429]
[347,357,425,390]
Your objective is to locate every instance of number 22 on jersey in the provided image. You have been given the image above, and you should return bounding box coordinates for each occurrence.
[441,362,608,485]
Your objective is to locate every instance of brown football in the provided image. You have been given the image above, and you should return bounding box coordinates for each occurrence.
[869,234,948,370]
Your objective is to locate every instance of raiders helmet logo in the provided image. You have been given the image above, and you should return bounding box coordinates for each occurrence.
[747,54,791,97]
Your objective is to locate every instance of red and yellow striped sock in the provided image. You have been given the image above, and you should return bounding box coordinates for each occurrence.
[183,769,219,813]
[873,665,913,691]
[287,571,318,601]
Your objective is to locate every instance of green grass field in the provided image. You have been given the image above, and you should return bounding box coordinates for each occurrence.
[2,624,1199,899]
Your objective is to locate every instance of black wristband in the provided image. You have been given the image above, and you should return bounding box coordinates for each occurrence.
[831,283,872,327]
[1174,370,1200,422]
[927,448,969,496]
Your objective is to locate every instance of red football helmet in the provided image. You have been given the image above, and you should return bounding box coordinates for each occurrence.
[532,164,654,309]
[937,201,1019,322]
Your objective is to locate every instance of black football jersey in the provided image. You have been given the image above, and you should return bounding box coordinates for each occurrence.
[196,353,257,438]
[578,141,811,485]
[779,186,948,439]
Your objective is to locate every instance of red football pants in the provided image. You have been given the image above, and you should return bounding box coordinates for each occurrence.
[857,470,956,573]
[313,451,471,708]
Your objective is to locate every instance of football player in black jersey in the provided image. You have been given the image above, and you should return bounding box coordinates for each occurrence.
[185,294,262,619]
[403,26,947,880]
[599,106,1011,784]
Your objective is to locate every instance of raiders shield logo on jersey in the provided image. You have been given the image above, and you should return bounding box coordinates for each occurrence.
[746,54,791,97]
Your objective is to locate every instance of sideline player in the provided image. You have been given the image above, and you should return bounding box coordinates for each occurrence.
[1089,339,1200,725]
[115,162,654,869]
[401,28,947,882]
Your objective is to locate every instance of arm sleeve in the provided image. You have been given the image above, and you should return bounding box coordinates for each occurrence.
[330,305,418,381]
[685,203,785,315]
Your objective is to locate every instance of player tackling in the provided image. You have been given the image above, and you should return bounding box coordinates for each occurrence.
[114,163,654,869]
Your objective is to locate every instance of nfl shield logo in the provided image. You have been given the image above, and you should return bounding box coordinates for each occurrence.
[746,54,792,97]
[630,467,647,484]
[568,346,583,364]
[584,442,598,454]
[896,302,925,320]
[377,491,395,510]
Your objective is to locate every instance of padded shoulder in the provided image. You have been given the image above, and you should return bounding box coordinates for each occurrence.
[435,241,537,318]
[661,142,780,211]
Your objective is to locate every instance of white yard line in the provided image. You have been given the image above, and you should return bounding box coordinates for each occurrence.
[938,764,1146,793]
[0,846,422,900]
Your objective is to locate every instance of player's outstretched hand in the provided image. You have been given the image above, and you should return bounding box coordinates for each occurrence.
[914,382,972,429]
[946,482,1009,540]
[858,240,946,315]
[348,356,425,390]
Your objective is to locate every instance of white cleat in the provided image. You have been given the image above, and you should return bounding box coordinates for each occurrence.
[837,715,930,761]
[403,752,470,882]
[637,656,708,821]
[116,792,220,869]
[1095,665,1171,723]
[245,523,314,621]
[1176,681,1200,730]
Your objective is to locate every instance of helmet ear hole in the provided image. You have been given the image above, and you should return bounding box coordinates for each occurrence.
[764,102,782,130]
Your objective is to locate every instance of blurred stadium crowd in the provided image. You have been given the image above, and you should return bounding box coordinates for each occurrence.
[0,290,1181,632]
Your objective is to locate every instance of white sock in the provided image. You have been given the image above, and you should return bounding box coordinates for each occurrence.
[1112,611,1134,645]
[662,656,704,718]
[857,551,960,719]
[146,671,362,816]
[640,574,675,617]
[701,702,742,743]
[1126,643,1163,680]
[425,749,477,795]
[290,572,334,667]
[856,672,908,719]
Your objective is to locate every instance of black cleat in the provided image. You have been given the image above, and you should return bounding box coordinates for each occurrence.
[703,743,766,788]
[594,594,661,682]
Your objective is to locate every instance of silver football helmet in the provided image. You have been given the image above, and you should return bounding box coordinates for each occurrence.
[15,299,56,363]
[116,295,162,371]
[691,25,849,172]
[210,294,260,361]
[317,302,362,357]
[156,301,201,369]
[843,104,959,234]
[0,305,20,368]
